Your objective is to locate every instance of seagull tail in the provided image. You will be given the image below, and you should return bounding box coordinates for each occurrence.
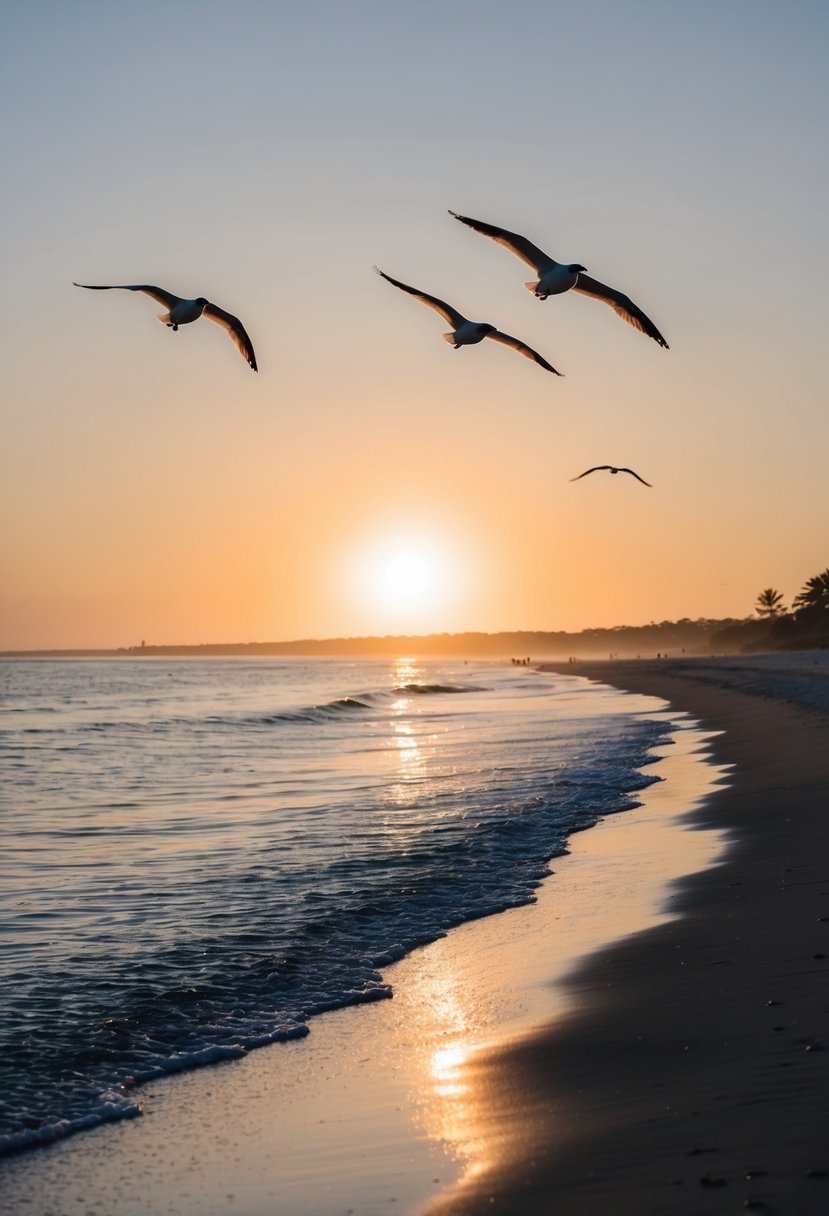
[156,312,172,326]
[441,332,459,348]
[523,280,540,295]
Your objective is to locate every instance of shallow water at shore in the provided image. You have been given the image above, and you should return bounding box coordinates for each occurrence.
[0,702,728,1216]
[1,656,670,1155]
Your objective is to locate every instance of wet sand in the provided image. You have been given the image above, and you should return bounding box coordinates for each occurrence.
[427,654,829,1215]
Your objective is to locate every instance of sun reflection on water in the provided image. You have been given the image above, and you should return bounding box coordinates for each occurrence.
[382,659,432,813]
[394,720,419,756]
[379,658,496,1185]
[392,657,421,688]
[388,954,496,1190]
[430,1042,470,1099]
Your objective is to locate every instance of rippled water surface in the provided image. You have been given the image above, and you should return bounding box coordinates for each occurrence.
[0,656,670,1153]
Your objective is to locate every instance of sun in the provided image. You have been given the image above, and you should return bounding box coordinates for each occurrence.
[347,530,461,632]
[384,550,431,601]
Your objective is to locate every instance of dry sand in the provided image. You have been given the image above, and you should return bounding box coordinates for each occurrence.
[2,654,827,1215]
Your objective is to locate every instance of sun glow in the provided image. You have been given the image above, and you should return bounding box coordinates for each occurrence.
[383,550,431,601]
[347,530,463,633]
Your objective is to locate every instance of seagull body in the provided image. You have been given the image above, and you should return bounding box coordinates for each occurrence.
[571,465,652,487]
[73,283,258,371]
[375,268,562,375]
[449,211,669,349]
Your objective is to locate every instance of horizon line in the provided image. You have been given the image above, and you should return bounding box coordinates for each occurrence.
[0,616,756,658]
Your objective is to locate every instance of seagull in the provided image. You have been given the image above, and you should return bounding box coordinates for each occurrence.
[375,268,562,375]
[73,283,258,371]
[571,465,652,486]
[449,212,669,349]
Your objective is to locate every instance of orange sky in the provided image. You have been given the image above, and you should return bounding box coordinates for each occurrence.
[2,2,827,649]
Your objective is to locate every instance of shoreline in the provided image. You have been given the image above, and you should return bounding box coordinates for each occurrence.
[0,681,726,1215]
[3,654,826,1215]
[428,655,829,1215]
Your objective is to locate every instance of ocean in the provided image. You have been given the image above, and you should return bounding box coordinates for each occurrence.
[0,656,672,1156]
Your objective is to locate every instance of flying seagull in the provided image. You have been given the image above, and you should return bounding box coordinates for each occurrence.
[571,465,652,487]
[375,268,562,375]
[73,283,258,371]
[449,212,669,349]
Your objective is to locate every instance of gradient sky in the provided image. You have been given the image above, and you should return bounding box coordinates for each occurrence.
[2,0,827,649]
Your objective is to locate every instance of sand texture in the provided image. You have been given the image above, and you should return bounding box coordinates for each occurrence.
[427,654,829,1215]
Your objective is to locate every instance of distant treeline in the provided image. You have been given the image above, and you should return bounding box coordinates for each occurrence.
[711,604,829,656]
[2,617,769,660]
[119,618,740,658]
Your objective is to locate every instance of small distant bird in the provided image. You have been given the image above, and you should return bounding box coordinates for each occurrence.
[375,268,562,375]
[571,465,652,487]
[449,211,669,349]
[73,282,258,371]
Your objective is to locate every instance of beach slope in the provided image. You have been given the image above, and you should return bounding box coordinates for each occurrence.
[427,654,829,1215]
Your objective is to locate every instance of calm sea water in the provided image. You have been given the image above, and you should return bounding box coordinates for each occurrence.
[0,656,671,1154]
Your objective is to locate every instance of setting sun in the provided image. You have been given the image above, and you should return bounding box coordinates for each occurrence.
[384,550,431,601]
[343,528,471,634]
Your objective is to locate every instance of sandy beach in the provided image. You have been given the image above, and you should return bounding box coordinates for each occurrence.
[2,654,827,1215]
[429,653,829,1215]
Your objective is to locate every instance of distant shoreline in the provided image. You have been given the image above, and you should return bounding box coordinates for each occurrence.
[0,616,773,661]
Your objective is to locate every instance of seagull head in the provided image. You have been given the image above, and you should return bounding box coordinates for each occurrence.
[567,264,587,274]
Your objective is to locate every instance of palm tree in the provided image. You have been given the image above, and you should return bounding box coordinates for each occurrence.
[792,569,829,613]
[755,588,786,619]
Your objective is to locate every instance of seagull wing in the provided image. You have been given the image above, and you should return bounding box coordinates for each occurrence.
[486,330,563,375]
[571,274,669,348]
[619,467,652,486]
[375,268,467,328]
[449,212,558,274]
[73,283,180,310]
[202,303,258,371]
[570,467,610,481]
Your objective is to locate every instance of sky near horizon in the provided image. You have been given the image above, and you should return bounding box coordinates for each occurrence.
[2,0,827,649]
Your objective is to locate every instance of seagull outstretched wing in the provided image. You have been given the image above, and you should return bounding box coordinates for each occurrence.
[572,275,669,348]
[73,282,180,309]
[617,467,653,486]
[572,466,608,480]
[202,303,258,371]
[375,267,468,328]
[487,330,562,375]
[449,212,558,274]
